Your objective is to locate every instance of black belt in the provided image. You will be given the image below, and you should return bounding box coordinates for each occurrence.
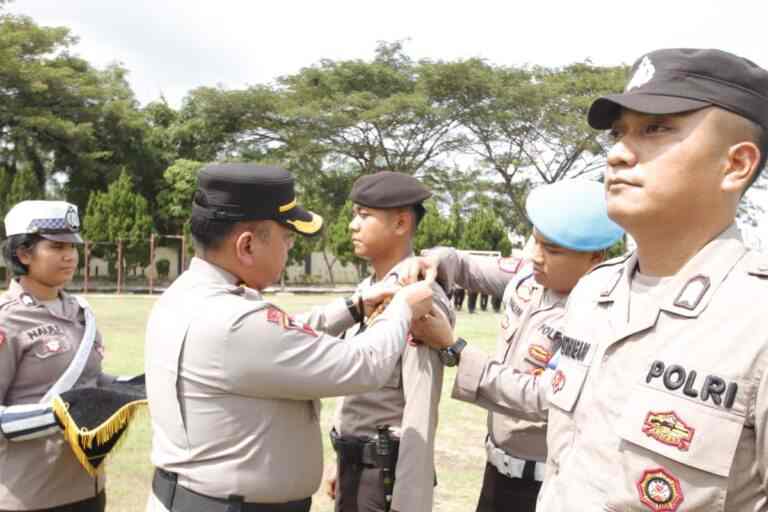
[152,468,311,512]
[330,428,400,468]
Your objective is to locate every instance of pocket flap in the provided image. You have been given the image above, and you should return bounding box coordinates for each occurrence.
[617,385,744,477]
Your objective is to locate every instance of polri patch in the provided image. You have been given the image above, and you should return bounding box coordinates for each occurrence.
[642,411,695,451]
[636,467,683,511]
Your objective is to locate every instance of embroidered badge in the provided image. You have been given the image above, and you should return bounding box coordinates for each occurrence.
[498,257,522,274]
[266,307,317,337]
[0,330,5,346]
[65,206,80,231]
[642,411,695,451]
[673,275,710,311]
[528,344,552,365]
[552,369,566,394]
[636,468,684,511]
[530,367,544,376]
[626,56,655,92]
[34,338,70,358]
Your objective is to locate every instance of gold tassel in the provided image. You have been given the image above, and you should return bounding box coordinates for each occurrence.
[52,396,148,477]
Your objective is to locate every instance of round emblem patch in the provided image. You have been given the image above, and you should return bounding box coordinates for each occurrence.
[636,468,684,511]
[552,369,566,394]
[65,206,80,231]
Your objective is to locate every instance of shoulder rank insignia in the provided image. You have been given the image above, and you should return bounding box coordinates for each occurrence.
[266,307,317,337]
[642,411,695,451]
[673,275,710,311]
[636,467,684,511]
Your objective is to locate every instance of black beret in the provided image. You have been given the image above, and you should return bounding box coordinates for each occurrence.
[589,48,768,132]
[350,171,431,209]
[191,163,322,236]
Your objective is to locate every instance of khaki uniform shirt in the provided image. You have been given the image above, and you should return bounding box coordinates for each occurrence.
[535,225,768,511]
[434,248,561,462]
[145,258,413,505]
[0,280,109,510]
[334,261,455,512]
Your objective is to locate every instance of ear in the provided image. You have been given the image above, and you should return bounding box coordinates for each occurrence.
[722,141,761,194]
[392,210,411,236]
[16,245,33,265]
[590,250,606,266]
[234,230,257,267]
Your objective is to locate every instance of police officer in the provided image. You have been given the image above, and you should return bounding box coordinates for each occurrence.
[324,171,455,512]
[418,48,768,510]
[0,201,115,511]
[411,180,623,512]
[144,164,451,512]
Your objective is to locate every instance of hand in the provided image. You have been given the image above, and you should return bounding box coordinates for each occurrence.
[322,463,337,500]
[411,306,455,350]
[358,278,401,317]
[398,254,438,286]
[395,280,435,319]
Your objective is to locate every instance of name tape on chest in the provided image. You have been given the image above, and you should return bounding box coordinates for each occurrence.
[646,360,738,410]
[558,335,591,362]
[25,324,65,342]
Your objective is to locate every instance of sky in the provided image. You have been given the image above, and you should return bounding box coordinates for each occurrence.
[8,0,768,244]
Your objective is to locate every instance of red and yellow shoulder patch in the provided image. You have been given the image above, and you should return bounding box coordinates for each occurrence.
[266,307,317,337]
[0,330,5,347]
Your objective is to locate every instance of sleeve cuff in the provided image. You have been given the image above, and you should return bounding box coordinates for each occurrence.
[451,345,488,404]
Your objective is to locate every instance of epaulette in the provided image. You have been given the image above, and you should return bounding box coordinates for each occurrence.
[587,252,633,275]
[746,250,768,279]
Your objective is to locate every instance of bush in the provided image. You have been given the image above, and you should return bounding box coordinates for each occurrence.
[156,258,170,278]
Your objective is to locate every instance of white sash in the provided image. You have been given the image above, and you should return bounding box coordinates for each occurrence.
[40,295,97,404]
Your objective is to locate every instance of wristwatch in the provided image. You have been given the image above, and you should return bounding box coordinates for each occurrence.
[438,337,467,367]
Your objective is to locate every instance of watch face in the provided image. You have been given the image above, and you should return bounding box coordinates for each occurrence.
[439,348,457,367]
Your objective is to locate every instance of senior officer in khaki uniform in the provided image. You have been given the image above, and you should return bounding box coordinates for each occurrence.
[145,164,451,512]
[413,180,623,512]
[0,201,116,511]
[417,48,768,511]
[324,171,455,512]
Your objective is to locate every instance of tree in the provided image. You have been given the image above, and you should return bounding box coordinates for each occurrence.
[413,201,455,253]
[281,41,465,176]
[458,208,512,255]
[83,170,153,276]
[156,159,204,233]
[432,58,627,222]
[7,166,43,207]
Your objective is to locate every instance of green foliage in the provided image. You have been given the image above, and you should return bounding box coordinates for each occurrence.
[458,208,511,255]
[327,201,355,267]
[414,201,455,252]
[155,258,170,278]
[83,169,154,272]
[7,166,42,206]
[157,159,204,232]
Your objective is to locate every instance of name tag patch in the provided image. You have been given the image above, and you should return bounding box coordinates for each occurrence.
[25,324,65,342]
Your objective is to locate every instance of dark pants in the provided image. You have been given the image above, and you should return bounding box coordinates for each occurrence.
[476,463,541,512]
[2,493,107,512]
[336,464,387,512]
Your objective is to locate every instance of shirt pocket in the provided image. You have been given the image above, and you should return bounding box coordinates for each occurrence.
[548,352,593,413]
[612,384,746,511]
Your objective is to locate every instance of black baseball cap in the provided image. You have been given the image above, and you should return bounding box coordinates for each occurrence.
[350,171,431,209]
[191,163,323,236]
[588,48,768,132]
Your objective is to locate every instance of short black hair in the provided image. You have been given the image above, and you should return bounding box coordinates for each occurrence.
[190,215,239,252]
[2,234,44,275]
[750,121,768,189]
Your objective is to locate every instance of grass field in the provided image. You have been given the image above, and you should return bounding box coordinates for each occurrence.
[89,293,500,511]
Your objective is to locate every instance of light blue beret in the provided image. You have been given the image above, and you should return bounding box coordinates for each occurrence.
[525,180,624,251]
